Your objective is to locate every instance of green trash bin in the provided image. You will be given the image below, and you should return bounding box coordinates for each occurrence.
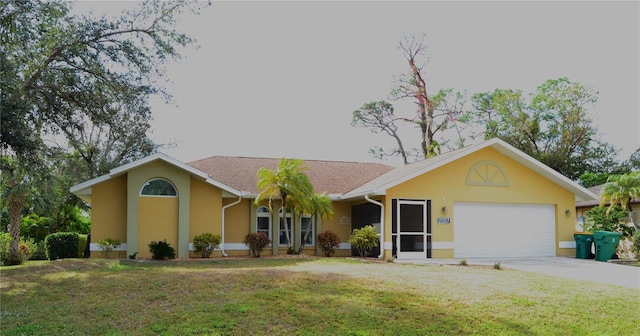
[573,232,594,259]
[593,231,621,262]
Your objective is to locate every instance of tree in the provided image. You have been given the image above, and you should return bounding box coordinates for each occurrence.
[298,192,334,253]
[0,0,200,262]
[0,156,57,265]
[1,0,198,158]
[599,172,640,229]
[255,158,315,248]
[467,78,619,180]
[352,34,467,164]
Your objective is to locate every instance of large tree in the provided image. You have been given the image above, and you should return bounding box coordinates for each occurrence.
[352,34,467,164]
[0,0,199,263]
[1,0,197,159]
[467,77,619,180]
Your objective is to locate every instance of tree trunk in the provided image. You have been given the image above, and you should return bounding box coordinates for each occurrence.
[8,192,25,265]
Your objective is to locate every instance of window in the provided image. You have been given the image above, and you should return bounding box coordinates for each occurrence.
[300,214,314,246]
[256,206,271,238]
[140,178,177,196]
[278,207,293,246]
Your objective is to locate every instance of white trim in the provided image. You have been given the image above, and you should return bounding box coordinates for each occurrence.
[559,241,576,249]
[89,243,128,252]
[70,152,242,198]
[432,241,455,249]
[342,138,597,202]
[223,243,250,251]
[338,242,352,250]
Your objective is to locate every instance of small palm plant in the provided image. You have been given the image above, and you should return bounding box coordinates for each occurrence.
[600,172,640,229]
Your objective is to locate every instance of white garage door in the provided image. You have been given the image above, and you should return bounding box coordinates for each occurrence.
[454,202,555,258]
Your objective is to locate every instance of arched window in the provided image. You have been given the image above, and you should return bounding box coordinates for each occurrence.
[256,206,271,238]
[140,178,178,196]
[278,207,293,246]
[300,213,314,246]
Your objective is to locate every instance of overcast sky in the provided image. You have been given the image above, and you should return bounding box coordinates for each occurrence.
[78,1,639,167]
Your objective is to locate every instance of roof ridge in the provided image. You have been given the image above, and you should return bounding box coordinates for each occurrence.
[189,155,394,167]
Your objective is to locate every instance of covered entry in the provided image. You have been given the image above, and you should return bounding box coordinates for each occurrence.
[392,199,432,259]
[453,202,555,258]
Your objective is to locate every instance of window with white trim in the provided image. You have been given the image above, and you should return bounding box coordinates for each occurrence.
[256,206,271,239]
[278,207,293,246]
[140,178,177,196]
[300,214,314,246]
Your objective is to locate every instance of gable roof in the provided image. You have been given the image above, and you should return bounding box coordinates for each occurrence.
[187,156,395,197]
[70,153,242,201]
[343,138,597,202]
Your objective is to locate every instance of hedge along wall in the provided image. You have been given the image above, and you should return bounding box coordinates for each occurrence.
[45,232,88,260]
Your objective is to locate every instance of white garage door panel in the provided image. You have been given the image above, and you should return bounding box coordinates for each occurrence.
[454,203,555,258]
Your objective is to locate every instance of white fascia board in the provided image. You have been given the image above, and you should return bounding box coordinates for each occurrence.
[69,174,111,195]
[340,189,385,201]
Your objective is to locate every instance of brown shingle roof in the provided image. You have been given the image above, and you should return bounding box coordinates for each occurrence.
[187,156,395,195]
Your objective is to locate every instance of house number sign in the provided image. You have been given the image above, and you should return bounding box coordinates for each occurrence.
[437,217,451,224]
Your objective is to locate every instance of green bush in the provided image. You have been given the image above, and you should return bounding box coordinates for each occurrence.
[148,240,176,260]
[0,233,36,265]
[45,232,79,260]
[29,241,47,260]
[583,205,634,238]
[78,234,88,258]
[349,225,379,258]
[244,232,271,258]
[98,238,121,259]
[192,233,221,258]
[316,231,341,257]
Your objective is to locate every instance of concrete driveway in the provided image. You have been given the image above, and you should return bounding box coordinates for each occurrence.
[395,257,640,290]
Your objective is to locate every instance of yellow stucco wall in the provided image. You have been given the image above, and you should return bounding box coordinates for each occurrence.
[188,177,224,258]
[189,177,222,237]
[127,160,191,258]
[222,199,254,257]
[138,196,178,259]
[386,147,576,258]
[90,175,127,258]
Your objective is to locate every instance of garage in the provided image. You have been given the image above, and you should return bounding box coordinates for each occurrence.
[453,202,556,258]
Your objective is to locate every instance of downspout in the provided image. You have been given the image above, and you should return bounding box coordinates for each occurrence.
[365,194,385,259]
[221,194,243,257]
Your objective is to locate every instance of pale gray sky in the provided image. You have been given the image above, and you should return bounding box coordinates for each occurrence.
[79,1,640,167]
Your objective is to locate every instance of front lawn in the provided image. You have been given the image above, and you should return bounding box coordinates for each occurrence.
[1,257,638,335]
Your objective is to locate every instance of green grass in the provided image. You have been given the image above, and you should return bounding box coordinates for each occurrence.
[1,258,638,335]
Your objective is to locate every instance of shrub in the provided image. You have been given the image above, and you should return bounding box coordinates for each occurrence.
[460,259,468,266]
[316,231,341,257]
[78,234,88,258]
[148,240,176,260]
[98,238,121,259]
[494,262,502,270]
[583,205,634,238]
[244,232,271,258]
[349,225,379,257]
[0,233,36,265]
[45,232,79,260]
[29,241,47,260]
[192,233,221,258]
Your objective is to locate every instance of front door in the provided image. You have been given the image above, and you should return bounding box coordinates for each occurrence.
[396,200,431,259]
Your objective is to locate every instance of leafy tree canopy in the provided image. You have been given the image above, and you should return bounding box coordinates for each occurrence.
[1,0,199,174]
[467,77,619,180]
